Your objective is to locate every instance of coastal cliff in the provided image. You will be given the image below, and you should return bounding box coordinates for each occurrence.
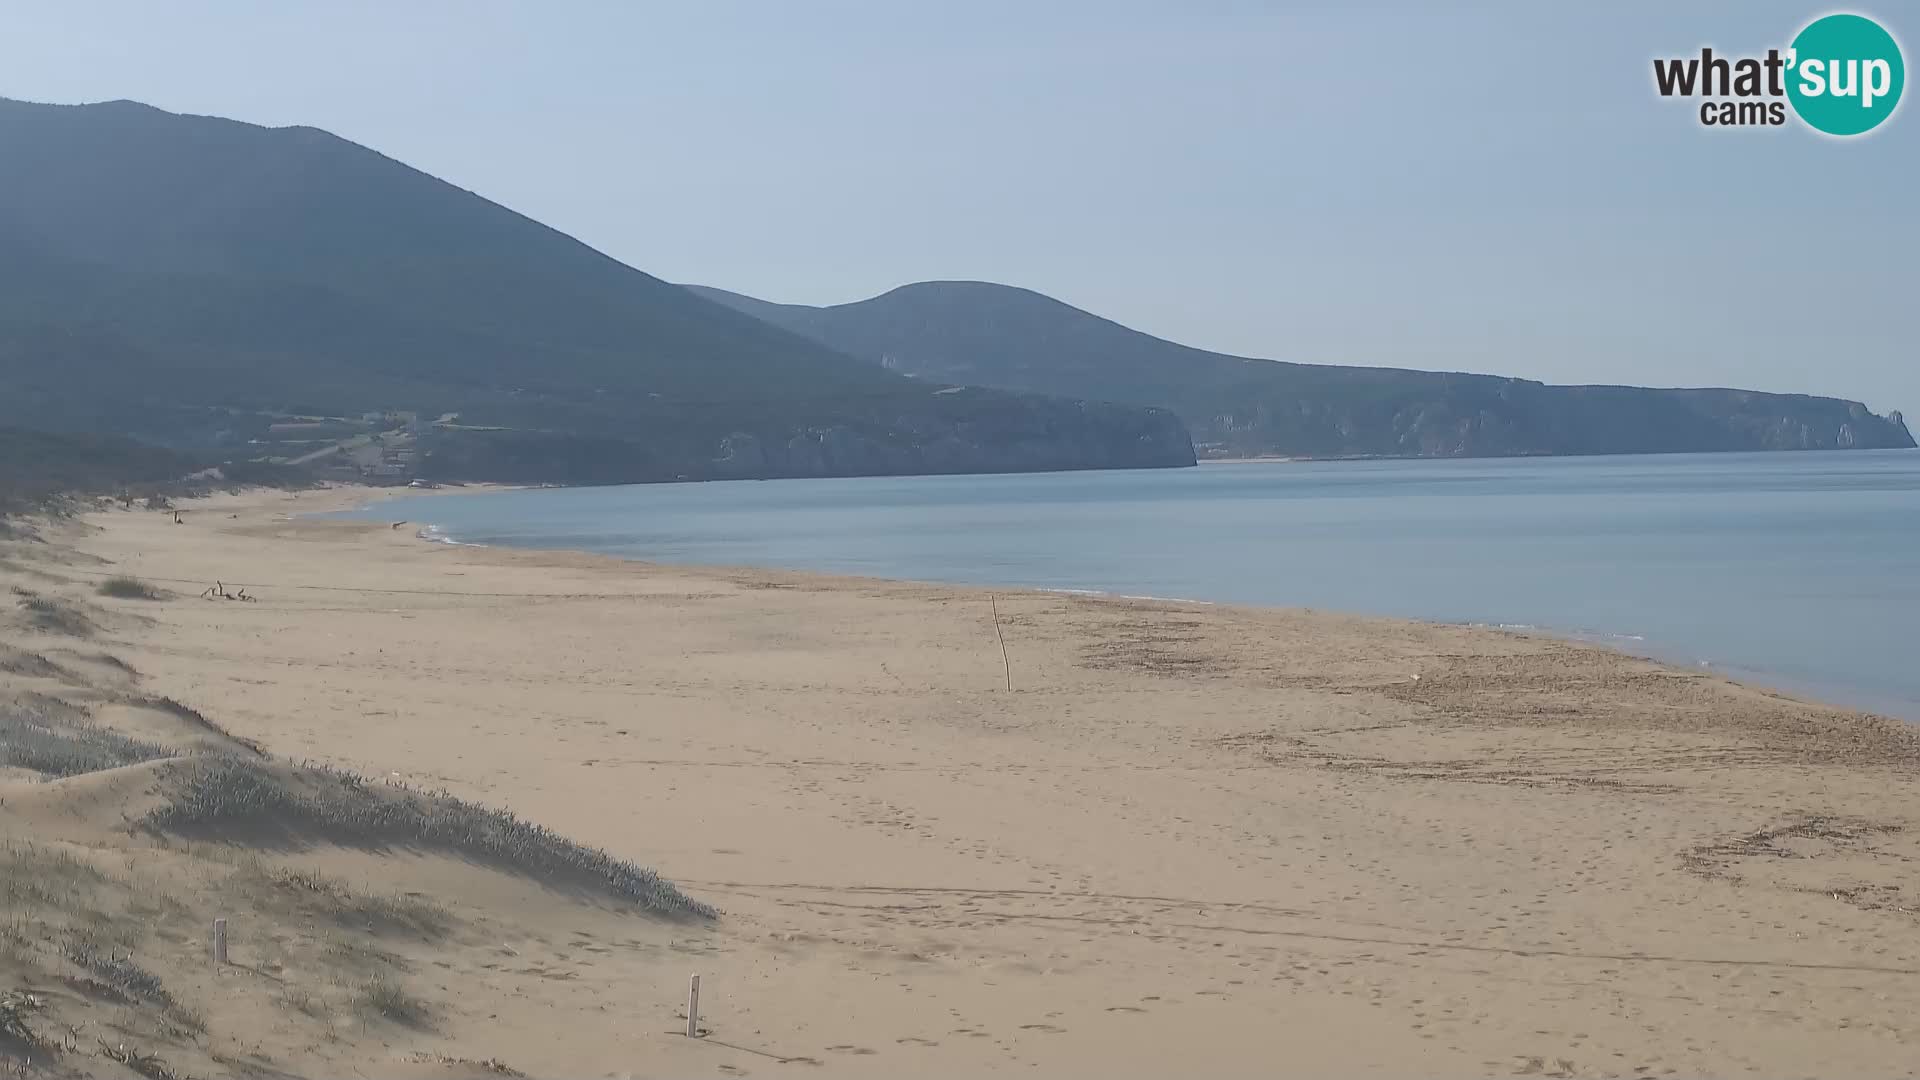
[688,282,1916,459]
[1190,381,1914,458]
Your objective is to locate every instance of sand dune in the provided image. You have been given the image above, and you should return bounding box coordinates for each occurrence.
[3,486,1918,1077]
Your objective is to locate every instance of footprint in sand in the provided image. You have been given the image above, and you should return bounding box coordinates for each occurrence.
[825,1045,878,1056]
[895,1037,940,1047]
[1018,1023,1066,1034]
[1105,1005,1147,1013]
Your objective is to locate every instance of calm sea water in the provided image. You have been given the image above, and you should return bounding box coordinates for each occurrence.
[342,450,1920,719]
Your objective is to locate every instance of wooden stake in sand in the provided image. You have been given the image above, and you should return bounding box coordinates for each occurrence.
[212,918,227,966]
[989,595,1012,691]
[686,973,701,1038]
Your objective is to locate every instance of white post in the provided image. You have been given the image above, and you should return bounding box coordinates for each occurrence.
[686,973,701,1038]
[212,918,227,965]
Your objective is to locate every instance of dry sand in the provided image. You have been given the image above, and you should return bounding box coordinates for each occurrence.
[4,485,1920,1077]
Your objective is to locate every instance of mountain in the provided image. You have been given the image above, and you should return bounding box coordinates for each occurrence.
[686,282,1915,459]
[0,99,1193,482]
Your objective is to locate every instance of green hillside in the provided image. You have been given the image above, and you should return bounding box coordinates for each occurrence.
[0,99,1193,481]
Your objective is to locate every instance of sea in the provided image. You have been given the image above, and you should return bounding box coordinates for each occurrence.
[338,450,1920,720]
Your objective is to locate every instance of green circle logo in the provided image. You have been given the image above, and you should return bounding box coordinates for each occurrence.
[1786,13,1905,136]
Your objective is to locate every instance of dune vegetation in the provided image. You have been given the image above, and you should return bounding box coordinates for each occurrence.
[0,516,712,1078]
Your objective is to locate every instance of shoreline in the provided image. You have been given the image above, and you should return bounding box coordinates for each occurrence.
[331,484,1920,725]
[9,486,1920,1075]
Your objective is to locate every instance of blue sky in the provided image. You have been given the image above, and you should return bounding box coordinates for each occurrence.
[4,2,1915,414]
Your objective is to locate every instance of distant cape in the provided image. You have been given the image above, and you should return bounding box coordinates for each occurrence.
[686,281,1914,459]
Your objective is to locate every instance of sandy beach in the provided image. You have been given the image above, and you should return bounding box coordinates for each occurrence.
[5,485,1919,1078]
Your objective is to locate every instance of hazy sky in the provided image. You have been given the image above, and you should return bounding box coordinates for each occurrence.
[4,2,1915,414]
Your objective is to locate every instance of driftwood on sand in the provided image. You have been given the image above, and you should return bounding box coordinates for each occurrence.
[198,581,256,602]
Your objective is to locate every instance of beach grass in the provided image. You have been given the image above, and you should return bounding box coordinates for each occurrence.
[144,755,716,919]
[11,589,98,637]
[0,704,177,777]
[354,974,434,1028]
[97,575,168,601]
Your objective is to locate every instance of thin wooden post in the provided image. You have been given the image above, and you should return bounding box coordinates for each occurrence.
[686,973,701,1037]
[989,595,1012,691]
[212,918,227,965]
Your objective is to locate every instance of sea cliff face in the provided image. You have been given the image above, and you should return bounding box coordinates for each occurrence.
[1190,383,1915,458]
